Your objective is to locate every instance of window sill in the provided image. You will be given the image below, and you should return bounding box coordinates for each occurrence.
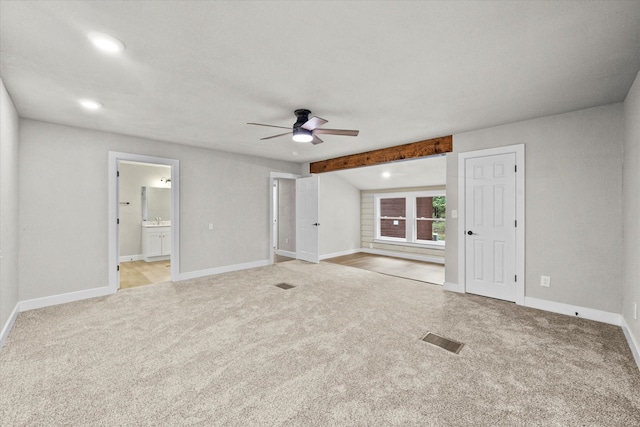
[374,239,445,251]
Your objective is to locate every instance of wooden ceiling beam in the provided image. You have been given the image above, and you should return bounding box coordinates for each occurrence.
[309,135,452,174]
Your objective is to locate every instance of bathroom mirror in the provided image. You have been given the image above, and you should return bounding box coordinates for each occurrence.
[141,187,171,221]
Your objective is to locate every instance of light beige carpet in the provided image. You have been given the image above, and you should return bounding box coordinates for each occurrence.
[1,260,639,426]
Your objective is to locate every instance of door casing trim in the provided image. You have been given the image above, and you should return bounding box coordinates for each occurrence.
[457,144,525,305]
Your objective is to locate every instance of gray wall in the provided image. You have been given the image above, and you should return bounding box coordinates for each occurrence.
[319,173,361,257]
[361,186,446,261]
[18,119,301,301]
[445,103,624,314]
[119,162,171,258]
[0,78,20,333]
[276,178,296,253]
[622,71,640,343]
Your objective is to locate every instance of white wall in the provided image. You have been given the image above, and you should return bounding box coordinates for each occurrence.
[445,103,624,314]
[18,119,301,301]
[622,71,640,343]
[119,162,171,258]
[361,186,446,261]
[319,173,360,257]
[0,78,20,336]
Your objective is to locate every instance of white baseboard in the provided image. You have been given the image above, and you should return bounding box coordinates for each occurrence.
[276,249,297,258]
[0,302,20,350]
[621,317,640,370]
[443,281,463,293]
[119,254,144,262]
[177,259,270,281]
[20,286,115,312]
[319,248,360,260]
[360,247,445,264]
[143,255,170,262]
[524,297,621,326]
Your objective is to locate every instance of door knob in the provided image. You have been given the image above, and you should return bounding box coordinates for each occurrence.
[467,230,474,235]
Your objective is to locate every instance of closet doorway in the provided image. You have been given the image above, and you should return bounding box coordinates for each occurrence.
[269,172,300,264]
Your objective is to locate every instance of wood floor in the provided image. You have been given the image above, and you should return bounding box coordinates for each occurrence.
[119,260,171,289]
[275,254,296,263]
[324,253,444,285]
[120,253,441,289]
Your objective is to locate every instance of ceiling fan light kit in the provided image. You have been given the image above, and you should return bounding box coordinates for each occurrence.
[292,128,313,143]
[248,109,359,145]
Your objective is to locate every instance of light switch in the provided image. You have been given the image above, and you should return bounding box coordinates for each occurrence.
[451,210,458,218]
[209,223,213,230]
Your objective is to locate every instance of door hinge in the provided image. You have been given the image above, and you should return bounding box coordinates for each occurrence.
[515,275,517,282]
[117,218,120,225]
[514,165,517,172]
[117,265,120,271]
[515,220,517,227]
[117,171,120,177]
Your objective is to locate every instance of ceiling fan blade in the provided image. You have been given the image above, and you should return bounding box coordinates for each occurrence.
[313,128,359,137]
[311,135,324,145]
[260,131,292,140]
[247,122,292,130]
[301,116,328,130]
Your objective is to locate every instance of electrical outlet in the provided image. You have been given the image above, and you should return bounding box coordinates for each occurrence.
[208,223,213,230]
[540,275,551,287]
[285,238,289,244]
[369,243,373,249]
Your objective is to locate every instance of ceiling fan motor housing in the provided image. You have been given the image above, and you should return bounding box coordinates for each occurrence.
[293,109,312,129]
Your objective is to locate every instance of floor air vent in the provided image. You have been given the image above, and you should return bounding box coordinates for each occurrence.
[421,332,464,354]
[275,283,296,290]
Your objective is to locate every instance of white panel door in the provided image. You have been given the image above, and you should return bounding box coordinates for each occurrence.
[296,175,320,263]
[465,153,517,302]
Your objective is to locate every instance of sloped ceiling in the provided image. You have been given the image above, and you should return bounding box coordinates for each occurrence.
[1,1,639,166]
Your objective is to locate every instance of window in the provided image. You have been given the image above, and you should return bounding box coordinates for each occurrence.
[375,191,445,247]
[416,195,446,243]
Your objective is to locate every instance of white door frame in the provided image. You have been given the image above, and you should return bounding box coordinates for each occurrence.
[269,171,301,264]
[456,144,525,305]
[108,151,180,292]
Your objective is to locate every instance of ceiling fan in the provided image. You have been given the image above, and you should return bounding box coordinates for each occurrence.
[247,109,359,145]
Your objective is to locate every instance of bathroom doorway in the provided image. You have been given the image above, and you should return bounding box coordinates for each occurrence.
[118,161,172,288]
[108,152,180,292]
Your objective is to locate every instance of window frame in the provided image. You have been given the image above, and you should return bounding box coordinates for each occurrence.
[374,190,446,249]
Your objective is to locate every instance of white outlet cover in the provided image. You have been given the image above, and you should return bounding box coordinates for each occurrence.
[540,275,551,287]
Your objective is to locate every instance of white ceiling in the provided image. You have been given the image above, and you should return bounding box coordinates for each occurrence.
[332,155,447,190]
[1,1,639,168]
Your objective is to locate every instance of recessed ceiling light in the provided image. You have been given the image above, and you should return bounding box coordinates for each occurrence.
[382,172,391,178]
[79,99,102,110]
[88,32,125,53]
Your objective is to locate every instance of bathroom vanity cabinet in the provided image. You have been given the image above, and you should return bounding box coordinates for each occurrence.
[142,225,171,261]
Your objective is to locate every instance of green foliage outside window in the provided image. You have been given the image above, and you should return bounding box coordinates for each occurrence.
[433,196,446,219]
